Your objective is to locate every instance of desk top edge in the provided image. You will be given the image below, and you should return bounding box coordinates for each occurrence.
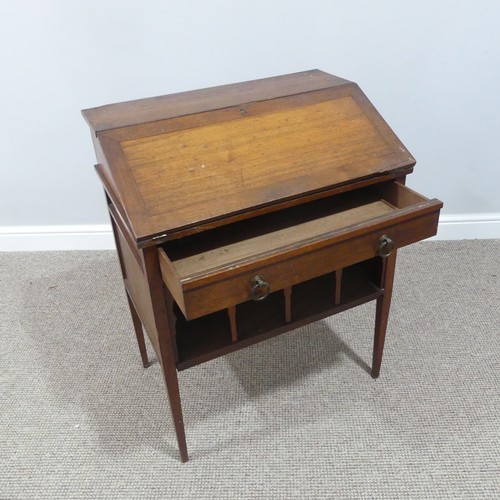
[82,70,350,133]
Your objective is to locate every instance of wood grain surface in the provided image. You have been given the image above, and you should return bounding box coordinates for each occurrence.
[85,72,415,245]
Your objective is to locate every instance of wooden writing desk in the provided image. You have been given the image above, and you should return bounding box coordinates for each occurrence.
[82,70,442,462]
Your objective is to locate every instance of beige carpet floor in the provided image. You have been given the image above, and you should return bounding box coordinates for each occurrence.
[1,241,499,499]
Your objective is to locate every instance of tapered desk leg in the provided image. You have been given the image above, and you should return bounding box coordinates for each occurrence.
[143,247,189,463]
[158,339,188,462]
[126,292,150,368]
[371,251,397,379]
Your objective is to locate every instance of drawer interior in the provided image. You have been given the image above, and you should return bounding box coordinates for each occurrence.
[162,181,427,279]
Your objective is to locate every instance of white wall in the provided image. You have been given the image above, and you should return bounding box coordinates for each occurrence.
[1,0,499,248]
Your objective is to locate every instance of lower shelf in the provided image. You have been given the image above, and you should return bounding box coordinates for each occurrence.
[175,262,383,371]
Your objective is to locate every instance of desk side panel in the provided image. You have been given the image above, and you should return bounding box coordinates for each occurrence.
[115,226,160,356]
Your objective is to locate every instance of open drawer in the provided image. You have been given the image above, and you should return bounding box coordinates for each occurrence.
[159,181,442,320]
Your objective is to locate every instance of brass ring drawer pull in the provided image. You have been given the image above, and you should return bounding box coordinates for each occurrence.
[378,235,395,258]
[249,275,271,301]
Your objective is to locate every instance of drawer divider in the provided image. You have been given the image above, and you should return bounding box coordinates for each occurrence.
[228,306,238,342]
[335,269,343,305]
[284,286,292,323]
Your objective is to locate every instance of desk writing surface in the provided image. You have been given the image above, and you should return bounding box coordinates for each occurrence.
[84,71,415,244]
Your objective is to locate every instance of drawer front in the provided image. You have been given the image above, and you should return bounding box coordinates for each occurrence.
[159,198,440,320]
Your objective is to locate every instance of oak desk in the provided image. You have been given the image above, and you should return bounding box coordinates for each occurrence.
[82,70,442,462]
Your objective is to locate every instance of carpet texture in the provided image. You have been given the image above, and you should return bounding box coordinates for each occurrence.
[1,241,499,499]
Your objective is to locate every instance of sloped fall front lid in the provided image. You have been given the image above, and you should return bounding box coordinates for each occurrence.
[82,70,415,246]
